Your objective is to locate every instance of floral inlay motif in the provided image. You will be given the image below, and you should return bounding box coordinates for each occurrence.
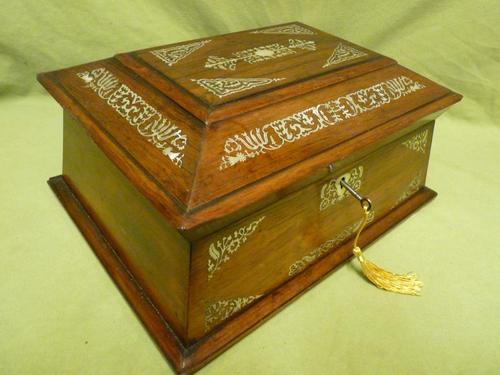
[402,129,429,154]
[323,42,367,68]
[205,295,262,331]
[320,166,364,211]
[395,170,425,206]
[191,77,285,98]
[205,39,316,71]
[250,24,315,35]
[150,39,211,66]
[207,216,265,280]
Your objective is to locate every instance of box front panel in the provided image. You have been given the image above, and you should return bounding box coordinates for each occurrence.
[187,122,434,340]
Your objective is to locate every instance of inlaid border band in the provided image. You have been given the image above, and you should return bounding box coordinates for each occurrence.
[77,68,187,167]
[219,75,425,170]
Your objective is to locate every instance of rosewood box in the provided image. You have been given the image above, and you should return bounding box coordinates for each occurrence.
[38,22,461,374]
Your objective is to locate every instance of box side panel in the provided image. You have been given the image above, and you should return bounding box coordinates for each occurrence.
[62,111,190,340]
[50,59,203,208]
[187,121,434,340]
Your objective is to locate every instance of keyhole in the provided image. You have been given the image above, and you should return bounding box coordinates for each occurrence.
[336,173,351,196]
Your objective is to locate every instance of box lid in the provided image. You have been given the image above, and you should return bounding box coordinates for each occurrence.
[115,22,394,123]
[38,22,461,238]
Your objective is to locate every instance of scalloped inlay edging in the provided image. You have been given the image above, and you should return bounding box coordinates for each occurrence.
[250,24,315,35]
[76,68,187,167]
[205,39,316,71]
[402,129,429,154]
[288,211,375,276]
[205,295,262,331]
[207,216,265,281]
[320,166,364,211]
[219,75,425,170]
[191,78,285,98]
[323,42,367,68]
[150,39,211,66]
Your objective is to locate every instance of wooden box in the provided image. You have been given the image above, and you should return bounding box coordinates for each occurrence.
[38,22,461,374]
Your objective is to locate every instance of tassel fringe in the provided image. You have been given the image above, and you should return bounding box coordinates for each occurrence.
[352,203,423,296]
[353,247,423,296]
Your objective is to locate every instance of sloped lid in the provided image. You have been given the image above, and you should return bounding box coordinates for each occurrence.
[38,22,462,237]
[116,22,395,123]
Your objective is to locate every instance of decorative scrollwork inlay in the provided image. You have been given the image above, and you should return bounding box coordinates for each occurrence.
[320,166,364,211]
[395,170,425,206]
[207,216,265,280]
[250,24,315,35]
[402,129,429,154]
[150,39,211,66]
[205,295,262,331]
[288,211,375,276]
[323,43,367,68]
[77,68,187,167]
[191,77,285,98]
[219,76,425,170]
[205,39,316,71]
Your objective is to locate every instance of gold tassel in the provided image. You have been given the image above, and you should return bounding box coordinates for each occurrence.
[352,203,423,296]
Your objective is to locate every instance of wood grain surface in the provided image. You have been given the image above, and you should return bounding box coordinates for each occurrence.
[48,174,437,374]
[38,21,462,374]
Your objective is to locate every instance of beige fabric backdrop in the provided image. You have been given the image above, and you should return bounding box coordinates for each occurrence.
[1,1,499,374]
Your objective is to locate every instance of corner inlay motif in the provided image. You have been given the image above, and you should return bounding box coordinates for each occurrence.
[205,295,262,331]
[288,211,375,276]
[320,166,364,211]
[219,76,425,170]
[191,78,285,98]
[205,39,316,71]
[150,39,211,66]
[402,129,429,154]
[207,216,265,280]
[250,24,315,35]
[395,170,425,206]
[323,42,367,68]
[77,68,187,167]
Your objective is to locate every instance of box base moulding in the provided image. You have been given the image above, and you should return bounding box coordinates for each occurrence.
[48,175,437,374]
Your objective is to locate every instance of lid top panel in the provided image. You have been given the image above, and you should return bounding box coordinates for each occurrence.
[127,22,380,108]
